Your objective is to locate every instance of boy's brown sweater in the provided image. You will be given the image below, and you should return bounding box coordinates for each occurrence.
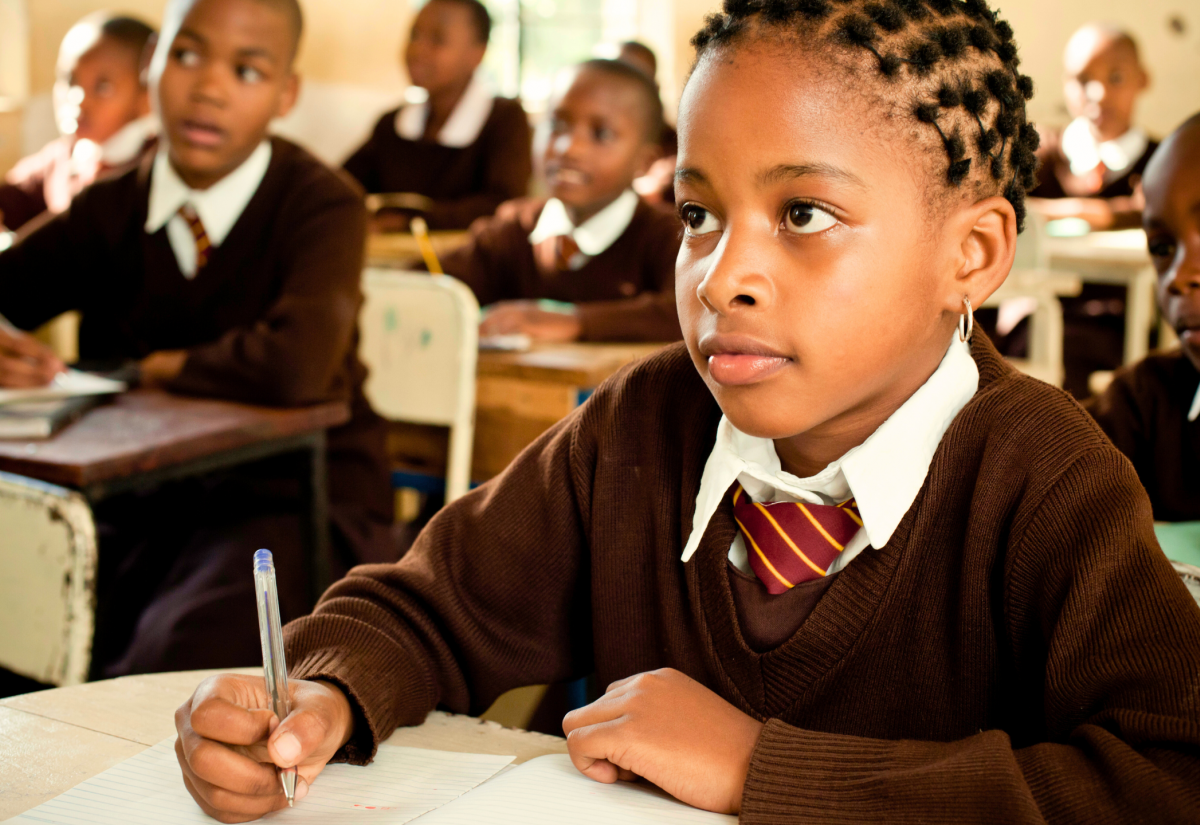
[440,196,683,342]
[1086,348,1200,522]
[286,336,1200,823]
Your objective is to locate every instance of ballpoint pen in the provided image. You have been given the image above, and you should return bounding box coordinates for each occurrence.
[253,549,298,807]
[410,216,445,275]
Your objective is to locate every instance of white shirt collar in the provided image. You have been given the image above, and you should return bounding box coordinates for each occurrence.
[1189,381,1200,423]
[1062,117,1149,179]
[527,189,640,257]
[682,337,980,563]
[395,69,496,148]
[144,140,272,245]
[100,114,158,165]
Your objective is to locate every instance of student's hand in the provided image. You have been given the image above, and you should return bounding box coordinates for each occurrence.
[561,668,764,815]
[175,673,354,823]
[480,301,583,342]
[139,350,188,388]
[0,326,65,387]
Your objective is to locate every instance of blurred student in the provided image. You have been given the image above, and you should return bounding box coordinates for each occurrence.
[0,0,391,675]
[1088,113,1200,521]
[1028,23,1155,230]
[440,59,680,343]
[0,13,156,232]
[617,40,676,211]
[342,0,531,231]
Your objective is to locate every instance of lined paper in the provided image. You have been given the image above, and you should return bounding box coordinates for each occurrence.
[415,754,738,824]
[6,738,513,825]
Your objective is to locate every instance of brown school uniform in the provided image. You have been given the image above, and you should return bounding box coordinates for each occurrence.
[1086,349,1200,522]
[285,334,1200,823]
[0,137,393,675]
[440,197,682,342]
[342,98,531,230]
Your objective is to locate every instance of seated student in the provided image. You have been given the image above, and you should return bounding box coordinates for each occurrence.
[440,59,681,344]
[617,40,678,212]
[1087,113,1200,522]
[1027,23,1155,230]
[175,2,1200,822]
[0,13,156,232]
[0,0,392,676]
[342,0,531,231]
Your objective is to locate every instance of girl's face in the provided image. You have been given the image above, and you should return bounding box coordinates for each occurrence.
[675,44,980,470]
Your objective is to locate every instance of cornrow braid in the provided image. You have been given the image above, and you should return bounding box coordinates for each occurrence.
[690,0,1040,229]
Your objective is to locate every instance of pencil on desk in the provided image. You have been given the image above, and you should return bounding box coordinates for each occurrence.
[410,217,444,275]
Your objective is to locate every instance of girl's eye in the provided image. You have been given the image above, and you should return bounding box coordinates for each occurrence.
[174,48,200,68]
[680,204,721,236]
[238,65,264,83]
[94,79,113,97]
[1148,236,1177,260]
[593,126,614,143]
[783,202,837,235]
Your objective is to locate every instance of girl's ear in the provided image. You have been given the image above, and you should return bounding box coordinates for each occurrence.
[943,194,1017,315]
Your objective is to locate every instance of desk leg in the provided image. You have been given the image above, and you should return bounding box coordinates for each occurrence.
[1124,266,1157,364]
[305,431,331,603]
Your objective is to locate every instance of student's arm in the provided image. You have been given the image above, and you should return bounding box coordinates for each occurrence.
[341,116,389,194]
[733,450,1200,823]
[1082,366,1148,466]
[0,182,47,232]
[165,182,367,407]
[422,102,533,230]
[438,210,518,307]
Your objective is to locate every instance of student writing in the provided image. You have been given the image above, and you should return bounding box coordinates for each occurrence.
[0,0,392,676]
[441,59,682,343]
[342,0,532,231]
[174,1,1200,821]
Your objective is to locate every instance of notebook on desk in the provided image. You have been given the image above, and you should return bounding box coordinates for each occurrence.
[0,370,126,407]
[6,736,736,824]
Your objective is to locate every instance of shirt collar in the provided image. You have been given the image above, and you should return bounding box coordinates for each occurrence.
[682,337,980,562]
[527,189,640,257]
[1190,381,1200,423]
[100,114,159,165]
[144,140,272,245]
[1062,117,1149,178]
[395,69,496,148]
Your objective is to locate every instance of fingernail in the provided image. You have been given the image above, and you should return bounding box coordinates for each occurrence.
[275,732,300,765]
[296,779,309,801]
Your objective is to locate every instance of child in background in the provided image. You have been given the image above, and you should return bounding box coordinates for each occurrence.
[617,40,678,211]
[175,1,1200,822]
[0,13,156,232]
[1087,113,1200,522]
[0,0,392,675]
[441,59,681,343]
[342,0,531,231]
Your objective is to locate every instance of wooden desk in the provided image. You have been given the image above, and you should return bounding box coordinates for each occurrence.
[366,231,471,269]
[0,669,568,820]
[388,342,667,484]
[1045,229,1158,364]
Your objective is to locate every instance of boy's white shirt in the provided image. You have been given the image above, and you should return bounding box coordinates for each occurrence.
[1061,116,1149,182]
[527,189,640,269]
[1190,383,1200,423]
[395,69,496,148]
[682,337,980,575]
[144,140,272,279]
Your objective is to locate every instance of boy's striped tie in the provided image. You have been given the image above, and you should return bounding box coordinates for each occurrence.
[732,484,862,594]
[178,204,212,272]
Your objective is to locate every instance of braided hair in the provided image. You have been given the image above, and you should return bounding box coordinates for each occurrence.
[690,0,1040,230]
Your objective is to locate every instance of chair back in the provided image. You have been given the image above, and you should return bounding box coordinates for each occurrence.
[0,472,97,685]
[359,270,479,501]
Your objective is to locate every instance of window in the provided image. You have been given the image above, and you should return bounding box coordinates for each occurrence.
[0,0,29,112]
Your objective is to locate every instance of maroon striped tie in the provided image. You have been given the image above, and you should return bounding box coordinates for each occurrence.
[732,484,862,594]
[178,204,212,272]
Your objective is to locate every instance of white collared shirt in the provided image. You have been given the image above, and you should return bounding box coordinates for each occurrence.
[101,114,159,165]
[144,141,272,279]
[682,338,980,575]
[395,69,496,148]
[527,189,639,270]
[1189,383,1200,423]
[1062,117,1150,182]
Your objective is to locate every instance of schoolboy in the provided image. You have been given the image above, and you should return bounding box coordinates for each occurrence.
[0,13,156,232]
[0,0,392,675]
[175,1,1200,822]
[342,0,531,231]
[440,59,681,343]
[1087,113,1200,522]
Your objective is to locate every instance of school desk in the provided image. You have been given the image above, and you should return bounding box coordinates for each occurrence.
[0,668,569,820]
[387,342,666,486]
[366,231,471,270]
[1044,229,1158,365]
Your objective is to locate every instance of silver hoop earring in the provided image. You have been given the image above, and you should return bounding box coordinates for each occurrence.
[958,296,974,343]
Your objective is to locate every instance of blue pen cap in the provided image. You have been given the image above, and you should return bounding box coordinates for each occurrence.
[253,548,274,575]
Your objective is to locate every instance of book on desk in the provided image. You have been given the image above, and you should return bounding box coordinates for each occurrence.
[0,370,126,440]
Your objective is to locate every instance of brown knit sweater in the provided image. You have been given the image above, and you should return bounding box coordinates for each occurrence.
[286,335,1200,823]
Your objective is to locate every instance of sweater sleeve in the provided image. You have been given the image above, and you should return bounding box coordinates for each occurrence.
[283,401,597,763]
[341,115,390,194]
[423,103,532,230]
[740,448,1200,824]
[167,181,368,407]
[1084,366,1149,471]
[437,208,520,308]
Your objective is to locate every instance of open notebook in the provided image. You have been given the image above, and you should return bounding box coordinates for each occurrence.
[6,737,736,824]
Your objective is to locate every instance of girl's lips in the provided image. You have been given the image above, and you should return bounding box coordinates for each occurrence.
[180,121,224,148]
[707,353,790,386]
